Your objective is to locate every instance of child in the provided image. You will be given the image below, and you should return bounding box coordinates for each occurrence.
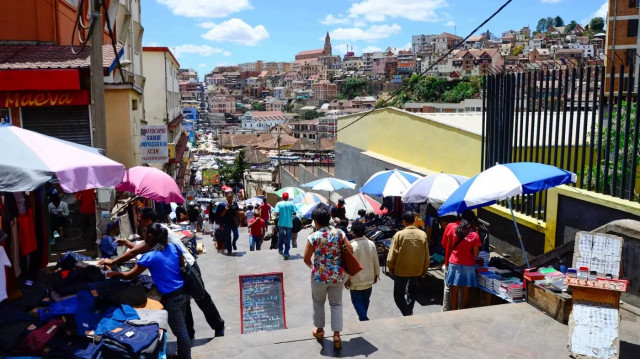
[248,215,266,251]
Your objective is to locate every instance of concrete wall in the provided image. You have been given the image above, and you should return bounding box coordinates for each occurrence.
[280,164,343,203]
[105,89,141,168]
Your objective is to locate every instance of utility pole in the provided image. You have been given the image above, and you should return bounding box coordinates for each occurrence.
[276,126,282,188]
[90,0,107,153]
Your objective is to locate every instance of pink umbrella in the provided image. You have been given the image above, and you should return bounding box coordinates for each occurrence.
[116,166,184,204]
[343,193,387,220]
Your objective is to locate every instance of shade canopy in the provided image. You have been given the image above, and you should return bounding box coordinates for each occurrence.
[292,192,328,204]
[0,126,125,192]
[301,177,356,192]
[402,173,468,206]
[274,187,306,198]
[359,169,422,197]
[438,162,577,216]
[116,166,185,204]
[343,193,386,220]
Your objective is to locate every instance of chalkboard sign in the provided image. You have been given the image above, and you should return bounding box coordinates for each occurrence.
[239,272,286,334]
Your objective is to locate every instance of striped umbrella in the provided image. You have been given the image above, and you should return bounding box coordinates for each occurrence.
[292,192,328,204]
[343,193,386,220]
[438,162,577,268]
[274,187,306,198]
[401,173,468,206]
[301,177,356,192]
[359,169,422,197]
[295,202,319,218]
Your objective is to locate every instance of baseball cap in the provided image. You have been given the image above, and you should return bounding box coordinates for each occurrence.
[282,192,289,200]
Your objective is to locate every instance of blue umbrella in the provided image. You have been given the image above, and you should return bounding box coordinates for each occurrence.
[438,162,577,268]
[402,173,468,206]
[359,169,422,197]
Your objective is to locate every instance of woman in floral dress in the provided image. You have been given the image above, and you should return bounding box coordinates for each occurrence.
[303,203,353,350]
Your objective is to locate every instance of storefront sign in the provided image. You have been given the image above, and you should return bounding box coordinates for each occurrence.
[140,125,168,163]
[0,90,89,107]
[168,143,176,159]
[202,169,220,185]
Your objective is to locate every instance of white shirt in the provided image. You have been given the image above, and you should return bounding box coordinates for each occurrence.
[0,247,12,302]
[48,202,69,216]
[164,224,195,266]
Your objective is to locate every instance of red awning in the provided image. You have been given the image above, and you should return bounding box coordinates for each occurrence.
[170,132,188,164]
[168,114,184,128]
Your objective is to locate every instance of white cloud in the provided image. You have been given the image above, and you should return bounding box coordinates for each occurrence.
[156,0,252,18]
[582,1,607,25]
[362,46,383,53]
[541,0,562,3]
[143,41,160,47]
[200,18,269,46]
[445,20,455,27]
[173,44,231,58]
[330,24,401,42]
[348,0,446,22]
[320,14,351,25]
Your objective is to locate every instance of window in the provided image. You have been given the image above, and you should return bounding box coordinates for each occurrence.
[64,0,79,8]
[631,0,638,8]
[626,49,636,68]
[0,108,11,126]
[132,99,139,110]
[628,19,638,37]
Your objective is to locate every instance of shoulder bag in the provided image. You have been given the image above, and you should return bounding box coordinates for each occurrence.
[339,237,363,276]
[172,243,206,301]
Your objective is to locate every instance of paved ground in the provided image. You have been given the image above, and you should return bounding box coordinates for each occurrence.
[166,226,640,358]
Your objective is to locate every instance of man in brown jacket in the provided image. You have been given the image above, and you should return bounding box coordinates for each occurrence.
[387,211,429,316]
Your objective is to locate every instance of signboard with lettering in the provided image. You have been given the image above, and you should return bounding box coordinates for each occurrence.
[140,125,168,163]
[202,169,220,185]
[0,90,90,107]
[239,272,286,334]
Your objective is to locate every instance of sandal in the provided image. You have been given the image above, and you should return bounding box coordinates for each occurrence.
[312,328,324,342]
[333,334,342,350]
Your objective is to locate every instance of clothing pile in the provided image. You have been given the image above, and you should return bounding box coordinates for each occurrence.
[0,252,168,358]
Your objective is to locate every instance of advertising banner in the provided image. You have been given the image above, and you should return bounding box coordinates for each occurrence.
[140,125,168,163]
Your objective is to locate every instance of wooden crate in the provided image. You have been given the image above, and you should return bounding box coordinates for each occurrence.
[526,282,573,324]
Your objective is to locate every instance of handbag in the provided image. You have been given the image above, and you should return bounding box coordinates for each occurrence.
[172,243,206,301]
[340,240,363,276]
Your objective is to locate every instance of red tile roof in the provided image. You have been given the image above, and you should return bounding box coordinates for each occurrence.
[0,44,120,70]
[296,49,324,56]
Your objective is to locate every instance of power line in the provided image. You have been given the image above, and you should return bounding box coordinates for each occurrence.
[336,0,513,135]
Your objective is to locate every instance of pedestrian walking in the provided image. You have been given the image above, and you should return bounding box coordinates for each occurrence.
[291,212,302,248]
[386,211,429,316]
[303,204,352,350]
[258,198,271,231]
[273,192,296,259]
[220,192,240,253]
[248,215,266,251]
[344,222,380,321]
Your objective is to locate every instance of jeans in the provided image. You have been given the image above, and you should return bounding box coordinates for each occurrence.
[442,266,451,312]
[350,287,372,321]
[161,292,191,359]
[184,263,225,336]
[311,279,343,332]
[278,227,292,255]
[223,225,239,253]
[393,276,418,316]
[291,232,298,248]
[250,235,263,251]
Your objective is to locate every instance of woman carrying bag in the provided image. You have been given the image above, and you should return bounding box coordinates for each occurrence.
[107,223,191,358]
[303,204,353,350]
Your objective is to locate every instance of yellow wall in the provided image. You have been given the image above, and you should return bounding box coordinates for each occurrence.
[105,89,142,168]
[338,108,482,177]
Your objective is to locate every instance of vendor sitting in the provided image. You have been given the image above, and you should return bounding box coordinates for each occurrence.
[107,223,192,359]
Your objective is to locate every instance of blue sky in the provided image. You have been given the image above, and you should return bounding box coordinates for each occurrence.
[142,0,608,77]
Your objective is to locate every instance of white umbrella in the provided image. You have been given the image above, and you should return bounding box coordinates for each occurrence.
[301,177,356,192]
[343,193,386,220]
[402,173,468,206]
[359,169,422,197]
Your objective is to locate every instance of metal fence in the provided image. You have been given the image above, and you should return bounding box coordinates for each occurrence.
[482,65,640,220]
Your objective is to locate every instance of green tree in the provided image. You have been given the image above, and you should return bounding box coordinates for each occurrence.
[511,44,524,56]
[582,101,639,199]
[566,20,578,32]
[301,110,323,120]
[536,18,548,33]
[546,17,554,29]
[553,16,564,27]
[340,77,371,99]
[442,80,481,103]
[590,17,605,33]
[231,149,248,187]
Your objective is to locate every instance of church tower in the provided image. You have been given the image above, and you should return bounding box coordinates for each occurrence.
[324,32,332,56]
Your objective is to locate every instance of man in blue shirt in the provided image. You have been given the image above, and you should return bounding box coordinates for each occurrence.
[273,192,296,259]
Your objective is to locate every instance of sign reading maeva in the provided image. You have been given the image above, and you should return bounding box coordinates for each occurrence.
[140,125,168,163]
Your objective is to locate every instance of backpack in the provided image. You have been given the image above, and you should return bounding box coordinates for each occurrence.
[292,216,302,233]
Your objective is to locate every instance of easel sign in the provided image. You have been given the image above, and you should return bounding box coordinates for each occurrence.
[239,272,287,334]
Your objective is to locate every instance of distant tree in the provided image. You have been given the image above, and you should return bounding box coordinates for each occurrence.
[546,17,554,29]
[336,93,347,100]
[442,78,482,103]
[301,110,323,120]
[566,20,578,32]
[340,77,371,99]
[251,103,264,111]
[590,17,605,33]
[554,16,565,27]
[536,18,549,33]
[511,44,524,56]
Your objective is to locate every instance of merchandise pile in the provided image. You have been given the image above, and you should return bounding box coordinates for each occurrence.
[476,267,524,302]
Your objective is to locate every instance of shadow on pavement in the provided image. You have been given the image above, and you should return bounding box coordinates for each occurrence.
[319,336,378,357]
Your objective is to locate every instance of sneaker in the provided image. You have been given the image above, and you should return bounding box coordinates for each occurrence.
[284,254,290,260]
[232,242,237,250]
[278,250,283,255]
[215,328,225,337]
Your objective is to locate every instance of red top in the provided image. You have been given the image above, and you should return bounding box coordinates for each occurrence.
[441,221,459,267]
[448,225,481,266]
[258,203,271,221]
[249,218,266,237]
[75,189,95,214]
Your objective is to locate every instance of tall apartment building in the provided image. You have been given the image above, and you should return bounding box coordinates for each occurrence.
[605,0,639,90]
[412,34,437,54]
